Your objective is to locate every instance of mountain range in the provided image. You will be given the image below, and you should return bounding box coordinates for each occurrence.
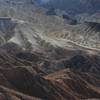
[0,0,99,100]
[38,0,100,14]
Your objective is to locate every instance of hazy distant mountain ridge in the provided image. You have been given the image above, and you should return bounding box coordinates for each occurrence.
[1,0,100,14]
[38,0,100,14]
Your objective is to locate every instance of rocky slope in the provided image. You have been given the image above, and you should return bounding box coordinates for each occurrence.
[0,50,99,100]
[0,1,99,51]
[76,12,100,23]
[0,50,100,100]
